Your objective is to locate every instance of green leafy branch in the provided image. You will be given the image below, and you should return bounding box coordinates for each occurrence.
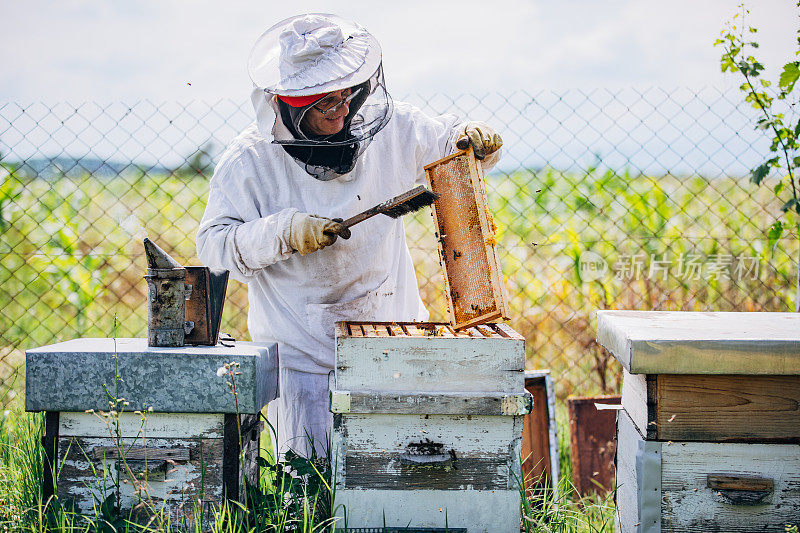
[715,3,800,241]
[716,2,800,309]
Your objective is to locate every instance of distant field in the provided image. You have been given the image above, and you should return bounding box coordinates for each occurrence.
[1,166,796,399]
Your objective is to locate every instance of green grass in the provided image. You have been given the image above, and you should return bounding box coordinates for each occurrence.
[0,399,614,532]
[0,406,46,528]
[518,409,615,533]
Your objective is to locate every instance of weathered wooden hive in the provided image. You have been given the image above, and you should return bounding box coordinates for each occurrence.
[330,321,530,533]
[522,370,560,496]
[25,338,278,521]
[597,311,800,533]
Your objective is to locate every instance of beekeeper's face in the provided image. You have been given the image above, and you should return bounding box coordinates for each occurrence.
[301,88,356,136]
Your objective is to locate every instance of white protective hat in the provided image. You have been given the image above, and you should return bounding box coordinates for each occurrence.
[248,13,382,96]
[248,14,392,181]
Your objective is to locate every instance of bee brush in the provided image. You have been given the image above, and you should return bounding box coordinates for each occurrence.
[341,185,440,229]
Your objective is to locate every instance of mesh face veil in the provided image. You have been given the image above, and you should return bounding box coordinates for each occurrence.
[272,66,392,180]
[248,14,393,181]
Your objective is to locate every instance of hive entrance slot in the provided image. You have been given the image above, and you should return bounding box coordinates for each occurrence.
[336,527,467,533]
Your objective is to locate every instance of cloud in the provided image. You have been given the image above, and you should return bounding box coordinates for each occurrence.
[0,0,794,102]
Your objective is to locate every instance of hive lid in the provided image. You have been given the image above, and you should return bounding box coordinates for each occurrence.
[597,311,800,375]
[25,338,278,413]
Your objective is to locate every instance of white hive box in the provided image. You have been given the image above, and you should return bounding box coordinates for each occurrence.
[597,311,800,533]
[330,322,530,533]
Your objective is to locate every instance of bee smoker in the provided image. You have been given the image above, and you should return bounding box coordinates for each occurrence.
[143,238,191,347]
[143,238,229,347]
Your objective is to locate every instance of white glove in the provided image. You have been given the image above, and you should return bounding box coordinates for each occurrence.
[289,213,351,255]
[456,122,503,160]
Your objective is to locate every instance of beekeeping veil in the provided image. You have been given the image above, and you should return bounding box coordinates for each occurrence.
[248,13,393,181]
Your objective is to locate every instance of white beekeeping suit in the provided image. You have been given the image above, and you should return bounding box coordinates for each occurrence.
[197,13,501,458]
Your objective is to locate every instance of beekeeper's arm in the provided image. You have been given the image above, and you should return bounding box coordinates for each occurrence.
[196,158,349,282]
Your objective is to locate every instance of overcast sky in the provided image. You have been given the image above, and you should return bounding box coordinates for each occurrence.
[1,0,796,103]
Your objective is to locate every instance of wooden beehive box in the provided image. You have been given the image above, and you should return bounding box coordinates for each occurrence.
[597,311,800,532]
[424,149,510,329]
[26,338,278,521]
[331,322,530,533]
[521,370,560,495]
[566,395,619,497]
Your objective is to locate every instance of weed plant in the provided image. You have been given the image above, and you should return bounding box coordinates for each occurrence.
[521,478,615,533]
[0,404,45,527]
[518,409,615,533]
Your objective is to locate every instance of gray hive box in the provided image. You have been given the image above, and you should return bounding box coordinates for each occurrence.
[25,338,278,520]
[597,311,800,533]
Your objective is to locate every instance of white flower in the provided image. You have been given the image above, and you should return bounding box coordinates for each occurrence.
[216,366,227,378]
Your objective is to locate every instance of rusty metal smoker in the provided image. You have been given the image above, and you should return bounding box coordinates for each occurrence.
[143,238,230,347]
[143,238,191,347]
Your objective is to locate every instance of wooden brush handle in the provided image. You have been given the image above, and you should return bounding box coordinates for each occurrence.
[341,186,429,228]
[341,205,383,228]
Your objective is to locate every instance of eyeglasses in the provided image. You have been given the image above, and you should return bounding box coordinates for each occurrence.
[313,88,362,117]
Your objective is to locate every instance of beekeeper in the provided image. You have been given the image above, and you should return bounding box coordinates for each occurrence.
[197,13,502,458]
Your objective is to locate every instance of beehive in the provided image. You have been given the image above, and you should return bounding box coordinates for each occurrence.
[566,395,619,497]
[331,322,530,533]
[521,370,559,495]
[26,338,278,520]
[424,150,510,329]
[597,311,800,532]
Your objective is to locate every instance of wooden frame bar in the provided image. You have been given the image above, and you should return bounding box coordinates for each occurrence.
[336,321,515,338]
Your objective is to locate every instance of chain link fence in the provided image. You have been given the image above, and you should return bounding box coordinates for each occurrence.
[1,89,795,404]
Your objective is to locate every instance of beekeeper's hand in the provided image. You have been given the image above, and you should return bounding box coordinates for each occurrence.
[456,122,503,160]
[289,213,351,255]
